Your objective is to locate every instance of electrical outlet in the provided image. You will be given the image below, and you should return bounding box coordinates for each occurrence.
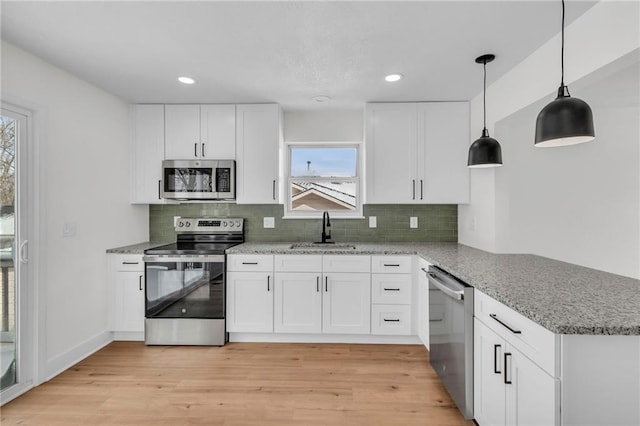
[62,221,77,238]
[410,217,418,229]
[263,217,275,228]
[369,216,377,228]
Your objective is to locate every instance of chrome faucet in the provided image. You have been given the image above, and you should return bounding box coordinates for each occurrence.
[321,211,332,244]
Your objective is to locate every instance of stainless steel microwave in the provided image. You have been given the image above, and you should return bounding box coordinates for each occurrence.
[161,160,235,201]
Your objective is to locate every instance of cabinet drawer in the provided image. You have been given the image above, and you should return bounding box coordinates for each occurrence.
[371,305,411,335]
[371,256,412,274]
[475,290,557,377]
[323,255,370,273]
[274,255,322,272]
[227,255,274,272]
[371,274,412,304]
[112,254,144,272]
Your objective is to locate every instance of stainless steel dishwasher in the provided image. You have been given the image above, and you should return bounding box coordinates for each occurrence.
[426,265,474,420]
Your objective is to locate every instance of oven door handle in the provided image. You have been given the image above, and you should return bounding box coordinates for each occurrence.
[143,255,225,263]
[427,273,464,301]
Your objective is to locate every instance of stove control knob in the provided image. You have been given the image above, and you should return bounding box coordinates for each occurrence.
[185,221,191,227]
[222,221,228,227]
[178,221,184,227]
[236,220,241,227]
[229,222,234,227]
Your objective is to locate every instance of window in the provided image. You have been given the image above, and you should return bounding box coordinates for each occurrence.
[285,142,362,218]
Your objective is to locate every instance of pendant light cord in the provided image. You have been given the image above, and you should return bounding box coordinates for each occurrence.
[483,60,487,130]
[560,0,570,96]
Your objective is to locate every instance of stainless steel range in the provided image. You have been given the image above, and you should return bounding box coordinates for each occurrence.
[143,217,244,345]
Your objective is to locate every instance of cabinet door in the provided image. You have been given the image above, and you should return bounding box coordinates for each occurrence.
[474,319,507,426]
[200,104,236,159]
[365,103,418,204]
[274,273,322,333]
[131,105,166,204]
[418,102,469,203]
[236,104,280,204]
[113,271,145,332]
[417,263,430,348]
[505,344,559,426]
[165,104,201,159]
[226,272,273,332]
[322,273,370,334]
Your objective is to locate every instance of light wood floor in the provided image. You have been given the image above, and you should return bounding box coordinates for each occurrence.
[1,342,471,425]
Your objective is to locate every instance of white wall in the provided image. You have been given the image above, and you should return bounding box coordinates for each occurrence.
[460,1,640,278]
[1,41,149,381]
[283,109,363,141]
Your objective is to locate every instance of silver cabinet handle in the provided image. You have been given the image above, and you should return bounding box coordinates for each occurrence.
[383,288,400,291]
[158,180,162,200]
[412,179,416,200]
[194,143,198,157]
[420,179,424,200]
[489,314,522,334]
[122,261,139,265]
[19,240,29,263]
[384,318,400,322]
[325,276,328,292]
[384,263,400,267]
[316,276,320,293]
[267,275,270,292]
[272,180,276,200]
[242,262,258,265]
[201,143,206,157]
[139,275,143,291]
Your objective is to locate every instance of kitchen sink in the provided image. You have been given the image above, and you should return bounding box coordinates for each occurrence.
[289,242,357,250]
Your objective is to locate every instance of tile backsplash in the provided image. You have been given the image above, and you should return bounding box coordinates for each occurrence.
[149,204,457,243]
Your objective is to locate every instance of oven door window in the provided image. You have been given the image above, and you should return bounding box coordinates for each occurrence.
[145,261,224,319]
[164,167,213,193]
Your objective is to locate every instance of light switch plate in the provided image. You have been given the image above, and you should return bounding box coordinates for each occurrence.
[410,217,418,229]
[369,216,377,228]
[263,217,275,228]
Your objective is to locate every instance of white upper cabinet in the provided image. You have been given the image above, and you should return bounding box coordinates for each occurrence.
[164,104,236,160]
[365,102,469,204]
[365,103,418,204]
[130,104,166,204]
[418,102,470,203]
[235,104,281,204]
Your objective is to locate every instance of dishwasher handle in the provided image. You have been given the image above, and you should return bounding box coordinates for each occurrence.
[427,272,464,301]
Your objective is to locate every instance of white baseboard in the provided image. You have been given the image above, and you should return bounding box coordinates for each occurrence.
[229,333,421,345]
[113,331,144,341]
[45,331,113,382]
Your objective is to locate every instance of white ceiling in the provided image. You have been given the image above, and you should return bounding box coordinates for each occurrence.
[1,1,597,111]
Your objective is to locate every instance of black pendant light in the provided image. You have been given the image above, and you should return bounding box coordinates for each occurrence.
[468,54,503,168]
[535,0,594,147]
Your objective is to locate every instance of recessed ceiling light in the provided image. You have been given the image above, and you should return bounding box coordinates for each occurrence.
[178,76,195,85]
[312,95,331,103]
[385,74,403,82]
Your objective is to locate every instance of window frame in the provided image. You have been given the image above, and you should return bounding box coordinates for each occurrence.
[284,141,363,219]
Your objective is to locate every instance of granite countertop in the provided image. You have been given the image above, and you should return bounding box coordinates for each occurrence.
[106,241,165,254]
[227,242,640,336]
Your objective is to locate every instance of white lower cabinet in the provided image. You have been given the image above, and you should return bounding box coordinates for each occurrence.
[226,271,273,332]
[322,273,371,334]
[474,319,557,426]
[109,254,145,338]
[274,272,322,333]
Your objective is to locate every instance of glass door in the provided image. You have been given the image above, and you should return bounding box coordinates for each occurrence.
[0,105,32,401]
